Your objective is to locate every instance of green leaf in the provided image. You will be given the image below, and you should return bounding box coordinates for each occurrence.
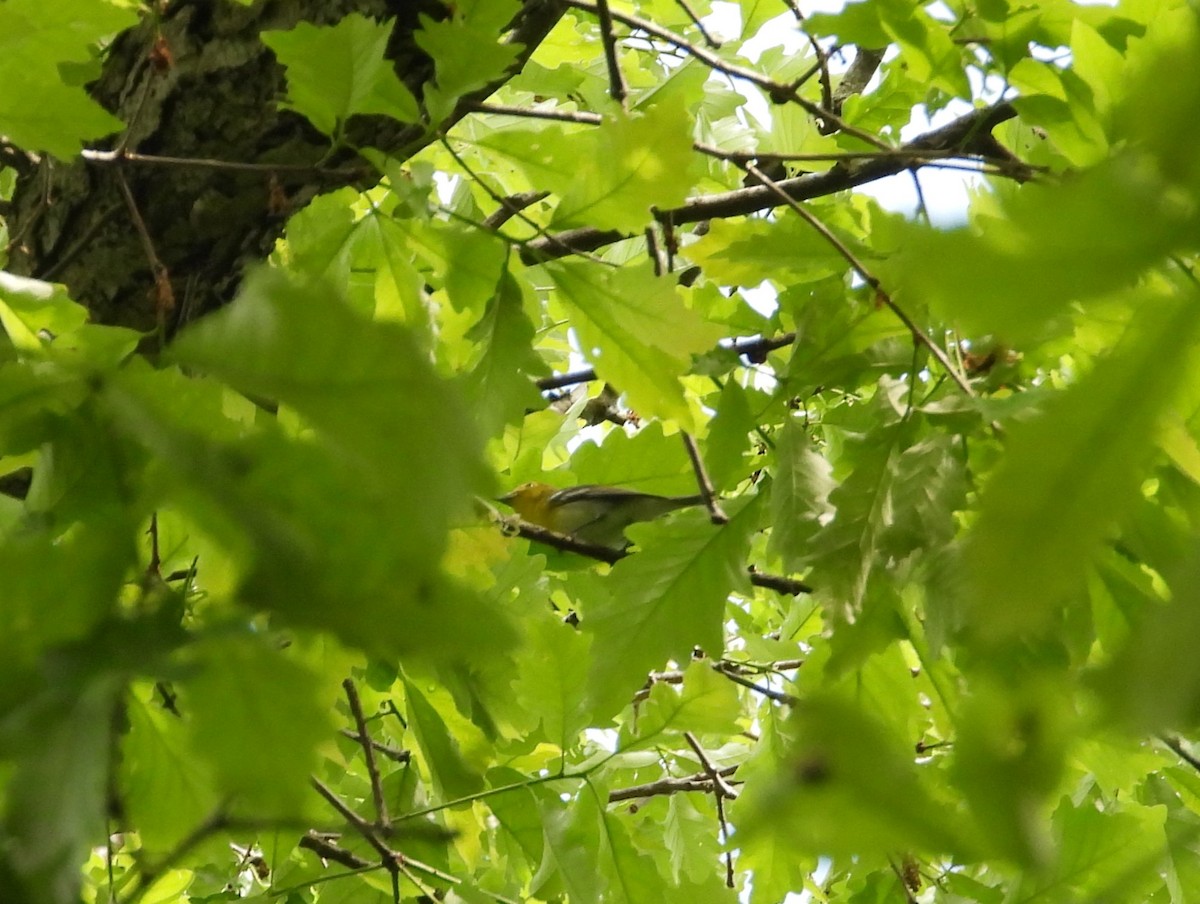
[3,675,121,904]
[735,804,818,904]
[358,211,430,328]
[404,678,486,800]
[964,289,1200,638]
[461,269,547,438]
[1011,796,1167,901]
[0,273,88,351]
[476,100,695,232]
[183,635,332,813]
[1099,549,1200,731]
[702,381,760,493]
[512,615,593,750]
[635,658,742,739]
[767,418,835,575]
[548,261,723,431]
[541,789,723,904]
[663,794,722,885]
[807,409,966,618]
[877,0,971,97]
[168,268,485,567]
[951,677,1074,864]
[569,421,695,493]
[683,217,846,286]
[555,102,696,232]
[122,688,219,854]
[805,1,889,45]
[415,2,522,114]
[737,692,974,859]
[893,156,1200,344]
[0,0,134,157]
[103,275,512,661]
[585,496,758,719]
[0,523,133,664]
[0,413,137,671]
[283,188,362,280]
[262,15,420,137]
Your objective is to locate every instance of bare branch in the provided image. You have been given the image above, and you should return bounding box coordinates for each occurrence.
[681,432,729,525]
[521,102,1019,262]
[608,766,740,802]
[342,679,389,828]
[595,0,628,106]
[565,0,886,147]
[673,0,721,47]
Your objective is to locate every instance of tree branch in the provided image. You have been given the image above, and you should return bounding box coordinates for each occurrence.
[566,0,886,146]
[741,159,974,395]
[503,517,811,594]
[608,766,740,802]
[342,679,389,828]
[595,0,628,106]
[520,102,1018,263]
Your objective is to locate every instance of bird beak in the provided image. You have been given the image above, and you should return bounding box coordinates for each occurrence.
[497,489,516,504]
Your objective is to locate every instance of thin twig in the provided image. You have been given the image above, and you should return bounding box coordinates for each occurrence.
[467,100,603,125]
[683,733,739,800]
[339,729,412,763]
[693,141,966,166]
[681,432,728,524]
[81,147,366,178]
[535,332,798,391]
[503,516,812,594]
[481,190,551,230]
[396,861,437,901]
[910,169,930,224]
[715,662,798,704]
[299,829,495,900]
[310,777,392,861]
[146,513,161,578]
[1161,735,1200,773]
[439,136,618,268]
[684,733,737,887]
[743,161,974,396]
[645,225,664,276]
[800,29,834,115]
[113,166,173,341]
[608,767,740,802]
[565,1,889,149]
[342,679,389,828]
[594,0,628,106]
[673,0,720,47]
[747,570,811,595]
[635,657,805,702]
[469,106,1017,176]
[299,831,373,870]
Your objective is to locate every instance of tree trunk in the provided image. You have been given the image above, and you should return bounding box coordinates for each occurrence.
[2,0,565,334]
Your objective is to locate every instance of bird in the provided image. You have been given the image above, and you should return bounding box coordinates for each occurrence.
[498,481,705,549]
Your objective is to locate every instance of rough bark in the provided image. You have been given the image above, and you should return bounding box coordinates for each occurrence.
[3,0,566,334]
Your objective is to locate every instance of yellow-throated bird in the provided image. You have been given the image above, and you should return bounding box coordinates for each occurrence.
[499,481,704,549]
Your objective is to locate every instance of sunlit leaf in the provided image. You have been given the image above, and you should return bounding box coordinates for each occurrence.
[586,497,758,719]
[548,261,723,431]
[262,14,420,136]
[965,289,1200,638]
